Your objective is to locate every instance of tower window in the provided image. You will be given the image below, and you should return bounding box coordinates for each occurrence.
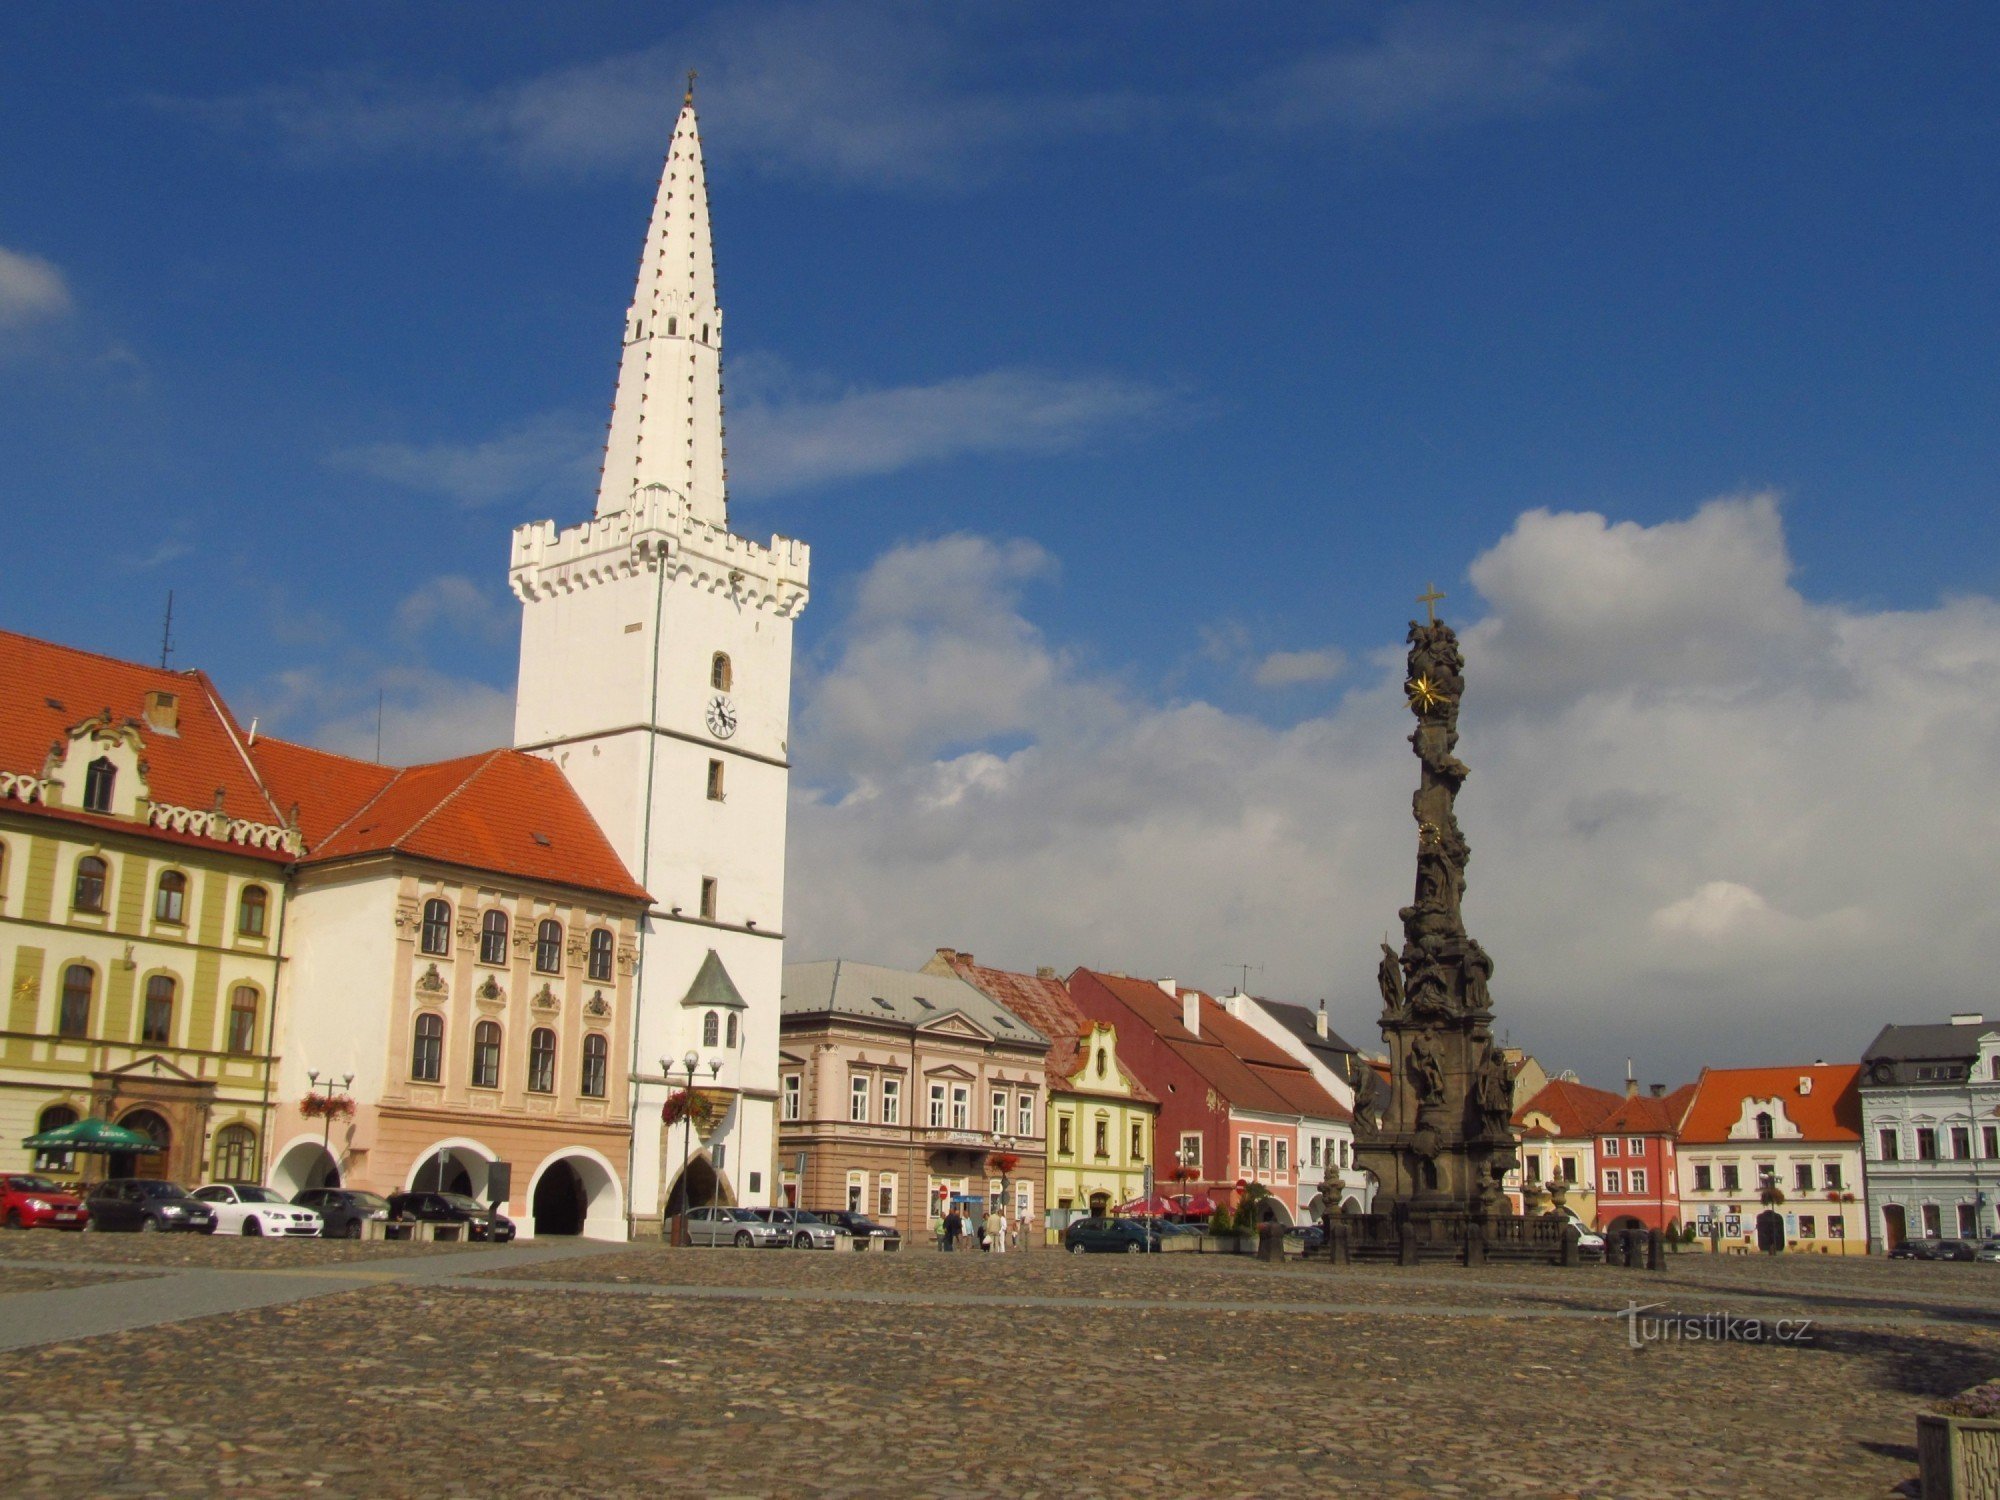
[701,323,710,342]
[706,760,725,801]
[710,653,732,691]
[703,1010,720,1048]
[700,877,717,920]
[83,757,116,813]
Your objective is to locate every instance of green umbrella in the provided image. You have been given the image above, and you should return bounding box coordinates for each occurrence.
[21,1117,163,1153]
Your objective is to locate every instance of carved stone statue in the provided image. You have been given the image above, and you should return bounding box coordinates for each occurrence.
[1409,1030,1446,1106]
[1376,943,1404,1014]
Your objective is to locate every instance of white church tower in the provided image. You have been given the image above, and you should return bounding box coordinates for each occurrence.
[509,82,809,1235]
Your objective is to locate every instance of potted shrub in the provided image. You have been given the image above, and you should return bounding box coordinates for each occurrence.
[1919,1383,2000,1500]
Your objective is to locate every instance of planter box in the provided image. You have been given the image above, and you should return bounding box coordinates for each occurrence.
[1204,1233,1252,1255]
[1919,1413,2000,1500]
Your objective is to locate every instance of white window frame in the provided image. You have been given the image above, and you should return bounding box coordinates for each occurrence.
[991,1089,1008,1135]
[928,1082,946,1128]
[881,1076,901,1125]
[850,1073,870,1123]
[1017,1093,1034,1137]
[878,1173,897,1220]
[781,1073,800,1122]
[1179,1132,1202,1169]
[1603,1169,1622,1193]
[1239,1135,1253,1170]
[950,1084,969,1129]
[1630,1167,1647,1194]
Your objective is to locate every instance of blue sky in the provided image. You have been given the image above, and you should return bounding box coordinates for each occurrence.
[4,3,1997,1081]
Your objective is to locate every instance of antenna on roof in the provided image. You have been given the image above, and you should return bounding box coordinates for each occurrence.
[374,688,385,765]
[1226,962,1261,995]
[158,590,175,670]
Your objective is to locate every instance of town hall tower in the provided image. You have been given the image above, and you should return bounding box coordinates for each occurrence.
[509,87,809,1234]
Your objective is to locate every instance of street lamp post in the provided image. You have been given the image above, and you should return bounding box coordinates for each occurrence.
[666,1050,698,1246]
[706,1056,721,1214]
[306,1070,354,1188]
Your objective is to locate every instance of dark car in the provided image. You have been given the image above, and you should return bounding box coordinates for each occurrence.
[1,1174,89,1230]
[386,1184,516,1248]
[1063,1216,1160,1255]
[385,1191,516,1242]
[1889,1238,1942,1260]
[1929,1238,1978,1262]
[294,1187,393,1239]
[813,1209,902,1249]
[84,1178,217,1234]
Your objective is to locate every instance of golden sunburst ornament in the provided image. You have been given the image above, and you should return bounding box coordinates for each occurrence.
[1406,675,1453,711]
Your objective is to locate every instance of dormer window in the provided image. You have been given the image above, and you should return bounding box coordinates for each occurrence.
[1755,1112,1774,1141]
[83,757,115,813]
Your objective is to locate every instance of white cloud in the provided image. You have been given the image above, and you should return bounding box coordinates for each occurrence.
[1254,647,1347,688]
[248,663,515,766]
[329,412,598,508]
[730,365,1170,498]
[0,245,73,328]
[393,575,517,644]
[1244,4,1609,135]
[788,496,2000,1084]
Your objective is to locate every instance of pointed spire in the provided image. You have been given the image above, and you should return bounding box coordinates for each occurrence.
[596,87,727,525]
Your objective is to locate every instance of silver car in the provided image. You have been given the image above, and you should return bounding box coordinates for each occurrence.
[684,1205,789,1248]
[755,1207,853,1250]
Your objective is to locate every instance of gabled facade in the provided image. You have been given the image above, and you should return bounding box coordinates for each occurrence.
[1859,1015,2000,1249]
[1068,969,1349,1222]
[1677,1063,1862,1253]
[0,632,296,1188]
[926,948,1159,1229]
[1592,1085,1692,1235]
[1224,992,1365,1212]
[777,959,1049,1237]
[1505,1078,1624,1224]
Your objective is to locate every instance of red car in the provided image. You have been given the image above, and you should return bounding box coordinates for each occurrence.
[1,1174,90,1230]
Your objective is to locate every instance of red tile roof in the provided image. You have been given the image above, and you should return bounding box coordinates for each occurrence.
[1513,1079,1625,1139]
[935,952,1158,1102]
[1675,1065,1862,1145]
[1075,970,1349,1122]
[0,629,289,858]
[1596,1091,1684,1136]
[254,739,648,902]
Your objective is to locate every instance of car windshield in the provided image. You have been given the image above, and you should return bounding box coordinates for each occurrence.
[7,1176,58,1192]
[727,1208,762,1221]
[345,1193,390,1211]
[438,1194,487,1212]
[234,1186,287,1204]
[136,1182,189,1199]
[791,1211,825,1224]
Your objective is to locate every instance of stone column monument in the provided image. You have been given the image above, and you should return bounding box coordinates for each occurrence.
[1351,590,1521,1254]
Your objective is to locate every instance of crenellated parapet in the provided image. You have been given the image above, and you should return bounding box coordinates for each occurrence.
[148,801,303,855]
[509,484,809,618]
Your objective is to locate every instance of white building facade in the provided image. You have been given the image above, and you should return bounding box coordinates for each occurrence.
[510,91,809,1233]
[1860,1015,2000,1250]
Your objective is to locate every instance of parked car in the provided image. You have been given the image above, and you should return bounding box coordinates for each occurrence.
[752,1207,851,1250]
[1929,1238,1978,1262]
[1,1174,89,1231]
[293,1188,393,1239]
[384,1191,516,1243]
[1063,1216,1161,1254]
[84,1179,217,1234]
[192,1183,323,1237]
[812,1209,902,1248]
[683,1205,789,1248]
[1973,1240,2000,1264]
[1887,1239,1934,1260]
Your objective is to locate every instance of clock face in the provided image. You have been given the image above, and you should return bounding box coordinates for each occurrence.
[705,694,737,739]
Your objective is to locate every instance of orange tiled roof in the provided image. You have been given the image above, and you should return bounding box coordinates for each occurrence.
[935,953,1158,1102]
[255,739,648,902]
[1513,1078,1625,1139]
[1596,1091,1684,1136]
[1675,1064,1862,1145]
[0,629,288,857]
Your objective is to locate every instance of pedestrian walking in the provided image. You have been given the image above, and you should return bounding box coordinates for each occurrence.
[942,1207,963,1252]
[991,1206,1008,1254]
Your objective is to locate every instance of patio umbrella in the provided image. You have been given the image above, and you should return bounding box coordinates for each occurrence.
[20,1117,163,1153]
[1116,1193,1176,1217]
[1167,1192,1217,1218]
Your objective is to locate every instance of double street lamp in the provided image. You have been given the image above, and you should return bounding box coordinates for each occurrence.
[664,1050,722,1245]
[306,1070,354,1188]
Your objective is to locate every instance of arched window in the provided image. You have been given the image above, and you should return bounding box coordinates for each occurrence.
[479,910,509,966]
[472,1020,502,1088]
[227,986,259,1055]
[58,965,93,1037]
[667,316,677,336]
[581,1033,608,1098]
[82,756,116,813]
[528,1028,557,1093]
[588,928,614,982]
[412,1013,443,1082]
[142,975,175,1045]
[73,856,107,913]
[420,899,452,955]
[725,1012,738,1049]
[212,1124,256,1182]
[1755,1112,1774,1141]
[702,1010,719,1047]
[237,885,269,937]
[710,652,732,691]
[32,1104,79,1173]
[534,919,563,974]
[154,870,187,924]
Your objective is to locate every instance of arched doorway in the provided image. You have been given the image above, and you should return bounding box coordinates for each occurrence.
[270,1139,340,1197]
[411,1150,481,1198]
[533,1161,586,1236]
[113,1109,171,1180]
[1087,1190,1111,1216]
[1882,1203,1907,1251]
[663,1153,730,1216]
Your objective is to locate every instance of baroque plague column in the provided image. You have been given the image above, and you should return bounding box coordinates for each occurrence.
[1351,594,1524,1256]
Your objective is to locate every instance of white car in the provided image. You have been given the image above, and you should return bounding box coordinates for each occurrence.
[192,1183,323,1237]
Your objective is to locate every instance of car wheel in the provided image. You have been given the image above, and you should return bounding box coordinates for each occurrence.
[347,1221,364,1239]
[139,1217,158,1233]
[794,1232,813,1249]
[244,1218,263,1237]
[1069,1241,1087,1255]
[3,1209,21,1230]
[734,1229,753,1248]
[1125,1241,1143,1255]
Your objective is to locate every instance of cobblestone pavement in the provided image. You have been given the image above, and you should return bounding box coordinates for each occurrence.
[0,1239,1990,1497]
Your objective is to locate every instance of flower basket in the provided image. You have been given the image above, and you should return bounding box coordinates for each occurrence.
[300,1093,355,1120]
[987,1152,1020,1179]
[662,1089,717,1132]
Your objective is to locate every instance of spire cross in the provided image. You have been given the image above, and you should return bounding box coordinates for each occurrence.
[1417,582,1445,624]
[685,69,697,105]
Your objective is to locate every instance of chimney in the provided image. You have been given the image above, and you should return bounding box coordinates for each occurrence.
[1625,1057,1638,1098]
[1648,1083,1664,1097]
[1952,1012,1985,1026]
[1176,987,1199,1037]
[1316,999,1328,1039]
[1035,966,1056,980]
[142,689,179,733]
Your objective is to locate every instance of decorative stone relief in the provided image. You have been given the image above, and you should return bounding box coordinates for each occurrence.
[584,991,612,1019]
[476,975,506,1006]
[532,983,559,1013]
[415,964,448,997]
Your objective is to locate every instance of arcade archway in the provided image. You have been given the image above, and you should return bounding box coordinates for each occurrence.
[269,1138,340,1197]
[527,1150,623,1239]
[663,1153,731,1216]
